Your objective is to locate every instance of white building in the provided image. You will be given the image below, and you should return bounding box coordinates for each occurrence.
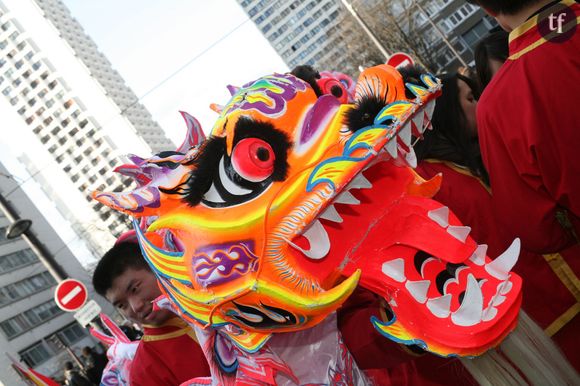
[237,0,349,72]
[34,0,174,154]
[0,0,173,258]
[0,162,115,386]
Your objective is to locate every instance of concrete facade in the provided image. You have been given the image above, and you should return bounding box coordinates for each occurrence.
[0,162,115,385]
[0,0,173,258]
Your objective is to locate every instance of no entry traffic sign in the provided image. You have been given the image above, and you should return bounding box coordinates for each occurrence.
[54,279,88,312]
[387,52,415,69]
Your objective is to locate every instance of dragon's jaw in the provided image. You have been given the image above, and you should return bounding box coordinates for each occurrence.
[281,159,522,357]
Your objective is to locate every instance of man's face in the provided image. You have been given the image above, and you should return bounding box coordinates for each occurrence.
[105,267,174,326]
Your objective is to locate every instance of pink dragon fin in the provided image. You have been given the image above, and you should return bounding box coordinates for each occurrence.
[177,111,206,153]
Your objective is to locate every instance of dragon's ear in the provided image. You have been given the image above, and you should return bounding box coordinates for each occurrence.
[345,65,407,133]
[290,64,323,96]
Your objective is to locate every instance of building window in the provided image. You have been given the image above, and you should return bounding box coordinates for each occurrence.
[19,342,51,367]
[0,300,63,340]
[0,272,56,306]
[0,249,37,273]
[57,323,87,346]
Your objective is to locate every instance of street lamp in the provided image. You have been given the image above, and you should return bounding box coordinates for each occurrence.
[6,219,32,239]
[0,193,67,282]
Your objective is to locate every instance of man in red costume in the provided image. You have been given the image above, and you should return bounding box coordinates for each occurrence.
[93,241,210,385]
[467,0,579,368]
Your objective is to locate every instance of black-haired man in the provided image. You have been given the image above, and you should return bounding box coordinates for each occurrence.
[466,0,579,369]
[93,241,210,385]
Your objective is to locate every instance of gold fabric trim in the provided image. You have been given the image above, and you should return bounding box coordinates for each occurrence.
[543,253,580,302]
[545,303,580,337]
[423,159,491,193]
[509,15,580,60]
[542,253,580,335]
[509,0,577,43]
[142,328,190,342]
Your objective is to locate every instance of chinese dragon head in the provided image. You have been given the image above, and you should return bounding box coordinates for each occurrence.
[93,64,522,358]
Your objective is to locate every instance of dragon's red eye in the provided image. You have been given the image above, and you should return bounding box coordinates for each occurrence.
[231,138,275,182]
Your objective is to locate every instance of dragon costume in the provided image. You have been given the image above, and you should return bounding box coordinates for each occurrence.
[93,65,524,384]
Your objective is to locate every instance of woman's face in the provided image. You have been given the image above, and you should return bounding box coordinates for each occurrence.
[458,78,478,138]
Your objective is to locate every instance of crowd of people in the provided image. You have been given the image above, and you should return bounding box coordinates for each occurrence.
[85,0,578,384]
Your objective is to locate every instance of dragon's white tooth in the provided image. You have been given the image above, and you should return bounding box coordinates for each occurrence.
[469,244,488,266]
[405,280,430,304]
[348,174,372,190]
[319,205,343,223]
[412,112,425,136]
[485,238,520,280]
[398,122,412,146]
[335,191,360,205]
[447,225,471,243]
[405,147,417,168]
[285,220,330,260]
[428,206,449,228]
[382,258,406,283]
[499,280,513,295]
[481,306,498,322]
[425,100,436,120]
[451,274,483,327]
[491,294,506,306]
[385,139,398,158]
[426,294,452,318]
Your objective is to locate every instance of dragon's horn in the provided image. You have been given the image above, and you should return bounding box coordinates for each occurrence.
[177,111,206,153]
[227,84,240,96]
[100,313,131,343]
[89,326,115,346]
[210,103,224,114]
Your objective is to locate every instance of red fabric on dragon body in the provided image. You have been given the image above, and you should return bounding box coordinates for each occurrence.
[93,65,522,364]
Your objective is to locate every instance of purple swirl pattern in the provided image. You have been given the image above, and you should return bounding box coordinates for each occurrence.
[193,241,259,287]
[221,74,307,118]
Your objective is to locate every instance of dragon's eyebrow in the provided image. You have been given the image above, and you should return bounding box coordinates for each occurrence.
[180,136,227,206]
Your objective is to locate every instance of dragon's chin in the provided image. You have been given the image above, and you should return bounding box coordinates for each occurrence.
[287,159,522,356]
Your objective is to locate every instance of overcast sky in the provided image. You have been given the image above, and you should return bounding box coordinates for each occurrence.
[62,0,289,147]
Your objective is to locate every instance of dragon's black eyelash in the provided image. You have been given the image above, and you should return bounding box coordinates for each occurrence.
[180,136,226,206]
[179,117,292,207]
